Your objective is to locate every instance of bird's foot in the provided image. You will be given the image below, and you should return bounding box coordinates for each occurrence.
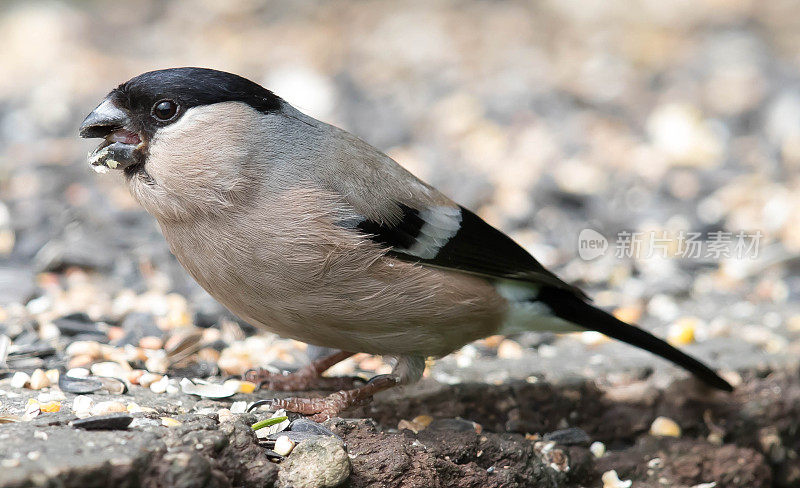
[248,374,398,422]
[244,368,363,391]
[243,350,359,391]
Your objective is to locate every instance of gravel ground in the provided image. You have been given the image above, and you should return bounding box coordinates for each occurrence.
[1,1,800,486]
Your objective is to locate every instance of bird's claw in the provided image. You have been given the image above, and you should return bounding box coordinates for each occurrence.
[249,374,399,421]
[246,398,278,413]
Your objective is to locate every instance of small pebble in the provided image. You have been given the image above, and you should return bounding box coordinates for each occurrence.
[91,361,130,380]
[613,306,642,324]
[412,415,433,428]
[217,408,234,423]
[37,390,66,402]
[91,401,127,416]
[273,435,296,456]
[138,373,162,388]
[602,469,632,488]
[65,341,102,359]
[66,368,90,378]
[44,369,60,384]
[106,326,125,342]
[150,375,170,394]
[98,377,127,394]
[28,369,51,390]
[288,418,338,438]
[165,381,180,395]
[145,352,169,374]
[277,437,351,488]
[128,369,145,385]
[398,419,424,434]
[230,401,248,414]
[428,418,481,433]
[650,416,682,438]
[161,417,182,427]
[182,378,237,398]
[10,372,30,389]
[72,395,94,417]
[68,354,95,369]
[590,441,606,458]
[496,339,523,359]
[139,336,163,350]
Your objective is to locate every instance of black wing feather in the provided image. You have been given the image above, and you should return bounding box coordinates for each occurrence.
[352,203,586,297]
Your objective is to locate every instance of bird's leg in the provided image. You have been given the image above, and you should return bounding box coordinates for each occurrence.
[251,374,399,422]
[244,350,361,391]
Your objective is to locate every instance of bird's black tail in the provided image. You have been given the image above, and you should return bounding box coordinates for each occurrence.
[537,287,733,391]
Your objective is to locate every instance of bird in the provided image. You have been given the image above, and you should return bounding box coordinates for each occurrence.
[79,67,732,419]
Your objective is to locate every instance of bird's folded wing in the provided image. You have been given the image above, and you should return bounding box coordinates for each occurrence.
[341,201,587,298]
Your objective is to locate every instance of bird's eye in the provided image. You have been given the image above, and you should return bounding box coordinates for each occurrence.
[152,100,178,121]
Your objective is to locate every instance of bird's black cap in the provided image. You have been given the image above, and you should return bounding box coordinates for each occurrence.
[97,67,283,140]
[112,67,282,115]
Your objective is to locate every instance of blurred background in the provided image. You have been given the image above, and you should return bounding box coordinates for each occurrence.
[1,0,800,384]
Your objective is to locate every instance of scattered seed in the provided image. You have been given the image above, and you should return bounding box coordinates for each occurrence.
[668,317,699,346]
[650,416,682,438]
[23,400,40,420]
[273,435,295,456]
[59,375,102,394]
[590,441,606,458]
[543,427,591,446]
[601,469,632,488]
[263,449,284,462]
[71,413,133,430]
[39,401,61,413]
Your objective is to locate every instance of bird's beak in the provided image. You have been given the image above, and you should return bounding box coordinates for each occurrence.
[79,99,143,173]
